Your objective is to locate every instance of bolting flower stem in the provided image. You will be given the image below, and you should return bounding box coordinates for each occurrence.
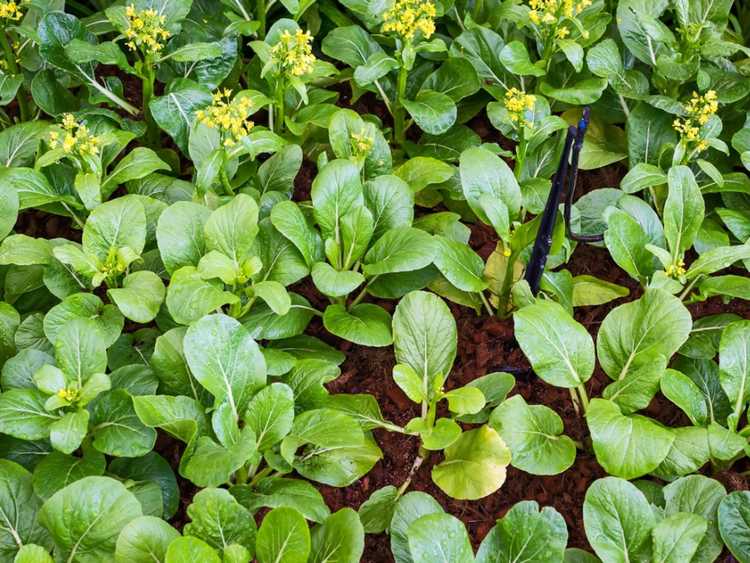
[141,61,158,145]
[393,63,409,146]
[256,0,266,38]
[275,80,286,134]
[0,28,28,122]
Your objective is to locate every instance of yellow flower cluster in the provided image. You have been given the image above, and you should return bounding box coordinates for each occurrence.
[528,0,592,39]
[49,114,102,156]
[0,1,22,21]
[195,89,254,147]
[57,387,79,402]
[666,259,686,278]
[271,29,316,77]
[673,90,718,151]
[124,4,170,55]
[350,130,373,156]
[382,0,437,41]
[505,87,536,127]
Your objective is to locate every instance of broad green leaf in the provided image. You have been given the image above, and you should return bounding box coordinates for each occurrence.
[587,398,674,479]
[664,166,704,256]
[309,508,363,563]
[432,235,486,292]
[54,318,108,385]
[0,389,57,440]
[719,320,750,429]
[149,79,212,153]
[402,90,457,135]
[407,513,472,563]
[604,208,656,282]
[358,486,399,534]
[652,512,707,563]
[476,501,568,563]
[256,507,310,563]
[31,450,106,501]
[0,235,51,266]
[166,267,239,325]
[82,196,146,263]
[156,202,210,275]
[571,275,629,307]
[115,516,180,563]
[271,201,323,267]
[663,475,727,563]
[311,159,362,241]
[184,488,256,555]
[596,289,691,380]
[43,293,123,348]
[229,477,330,524]
[107,271,165,323]
[90,389,156,457]
[311,262,364,298]
[390,492,444,563]
[243,383,294,450]
[323,304,392,347]
[13,544,54,563]
[431,426,511,500]
[460,146,521,224]
[514,300,595,388]
[184,314,266,418]
[490,395,576,475]
[393,291,456,400]
[101,148,169,198]
[583,477,656,563]
[165,536,220,563]
[362,227,437,276]
[0,460,50,561]
[363,175,414,241]
[39,476,142,563]
[49,410,88,455]
[602,354,667,414]
[204,194,259,263]
[718,491,750,562]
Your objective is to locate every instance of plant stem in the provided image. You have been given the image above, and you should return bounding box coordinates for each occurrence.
[235,464,249,484]
[496,251,518,318]
[349,276,377,310]
[397,448,426,498]
[275,80,285,134]
[220,167,234,195]
[679,275,701,301]
[393,63,409,146]
[568,388,581,416]
[256,0,267,38]
[141,61,157,145]
[576,383,590,414]
[479,291,494,316]
[0,28,28,122]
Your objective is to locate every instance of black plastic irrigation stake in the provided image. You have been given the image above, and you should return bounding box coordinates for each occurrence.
[523,107,597,296]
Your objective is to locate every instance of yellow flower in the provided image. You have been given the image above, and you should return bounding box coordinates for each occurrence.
[504,87,536,128]
[665,259,686,278]
[382,0,437,41]
[0,1,23,22]
[123,4,170,55]
[196,90,254,147]
[270,29,316,77]
[50,114,102,157]
[672,90,718,155]
[350,130,373,157]
[526,0,590,38]
[57,387,79,402]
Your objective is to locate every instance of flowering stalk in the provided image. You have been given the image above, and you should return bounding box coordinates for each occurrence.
[672,90,718,164]
[256,0,266,39]
[0,2,28,121]
[381,0,436,146]
[123,4,171,143]
[267,29,315,134]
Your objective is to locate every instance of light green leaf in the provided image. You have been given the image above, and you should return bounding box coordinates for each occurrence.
[256,507,310,563]
[587,398,674,479]
[431,426,511,500]
[490,395,576,475]
[323,304,392,347]
[108,271,165,323]
[514,300,595,388]
[39,476,142,563]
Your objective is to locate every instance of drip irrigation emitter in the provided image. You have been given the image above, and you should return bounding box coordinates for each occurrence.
[523,107,599,296]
